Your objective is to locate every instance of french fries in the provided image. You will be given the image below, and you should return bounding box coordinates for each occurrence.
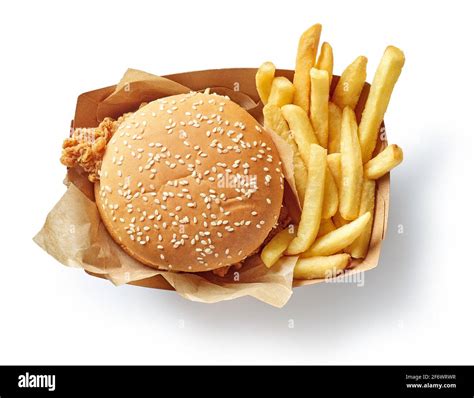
[316,42,334,84]
[294,254,350,279]
[322,167,338,219]
[333,211,349,228]
[267,76,295,107]
[255,62,276,105]
[364,144,403,179]
[281,104,318,166]
[261,227,296,268]
[263,104,308,203]
[302,212,371,257]
[318,216,337,237]
[332,56,367,110]
[255,23,405,281]
[287,144,326,255]
[327,152,342,190]
[359,46,405,163]
[293,24,322,113]
[328,102,342,153]
[347,179,376,258]
[327,154,345,227]
[310,68,329,148]
[340,107,363,220]
[293,156,309,205]
[263,104,291,137]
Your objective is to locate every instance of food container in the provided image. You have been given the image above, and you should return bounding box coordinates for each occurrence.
[35,68,389,306]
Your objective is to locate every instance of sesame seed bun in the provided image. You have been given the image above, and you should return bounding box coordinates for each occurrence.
[95,92,284,272]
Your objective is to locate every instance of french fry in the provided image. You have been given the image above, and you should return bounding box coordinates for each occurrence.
[327,152,342,190]
[293,24,322,113]
[359,46,405,163]
[263,104,291,137]
[281,104,319,166]
[317,217,337,238]
[291,155,308,205]
[332,56,367,110]
[294,254,350,280]
[261,226,296,268]
[302,212,371,257]
[340,107,363,220]
[267,76,295,107]
[364,144,403,179]
[255,62,276,105]
[328,102,342,154]
[332,211,349,228]
[263,104,308,203]
[316,42,334,84]
[347,179,376,258]
[310,68,329,148]
[287,144,326,255]
[322,166,338,219]
[327,153,348,227]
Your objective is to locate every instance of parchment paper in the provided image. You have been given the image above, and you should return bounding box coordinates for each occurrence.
[34,68,300,308]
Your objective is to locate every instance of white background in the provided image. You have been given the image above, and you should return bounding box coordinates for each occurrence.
[1,0,473,365]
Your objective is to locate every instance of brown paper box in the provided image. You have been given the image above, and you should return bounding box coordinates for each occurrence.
[35,68,389,306]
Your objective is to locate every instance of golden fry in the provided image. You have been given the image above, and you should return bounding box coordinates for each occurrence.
[327,152,342,190]
[332,211,349,228]
[291,154,308,205]
[316,218,337,238]
[281,104,318,166]
[328,102,342,154]
[255,62,276,105]
[263,104,308,203]
[263,104,290,136]
[340,107,363,220]
[359,46,405,163]
[267,76,295,107]
[332,56,367,110]
[294,254,350,280]
[310,68,329,148]
[322,166,338,219]
[293,24,322,113]
[347,179,376,258]
[316,42,334,84]
[317,218,337,237]
[261,227,296,268]
[287,144,326,255]
[364,144,403,179]
[302,212,371,257]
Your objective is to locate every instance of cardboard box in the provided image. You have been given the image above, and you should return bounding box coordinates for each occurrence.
[70,68,389,291]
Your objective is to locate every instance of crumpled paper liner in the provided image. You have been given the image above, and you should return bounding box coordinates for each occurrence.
[34,183,297,307]
[34,68,300,308]
[34,68,389,307]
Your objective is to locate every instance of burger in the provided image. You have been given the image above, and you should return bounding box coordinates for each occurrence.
[63,91,289,274]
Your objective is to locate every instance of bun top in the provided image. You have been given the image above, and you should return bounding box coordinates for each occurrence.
[96,92,284,272]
